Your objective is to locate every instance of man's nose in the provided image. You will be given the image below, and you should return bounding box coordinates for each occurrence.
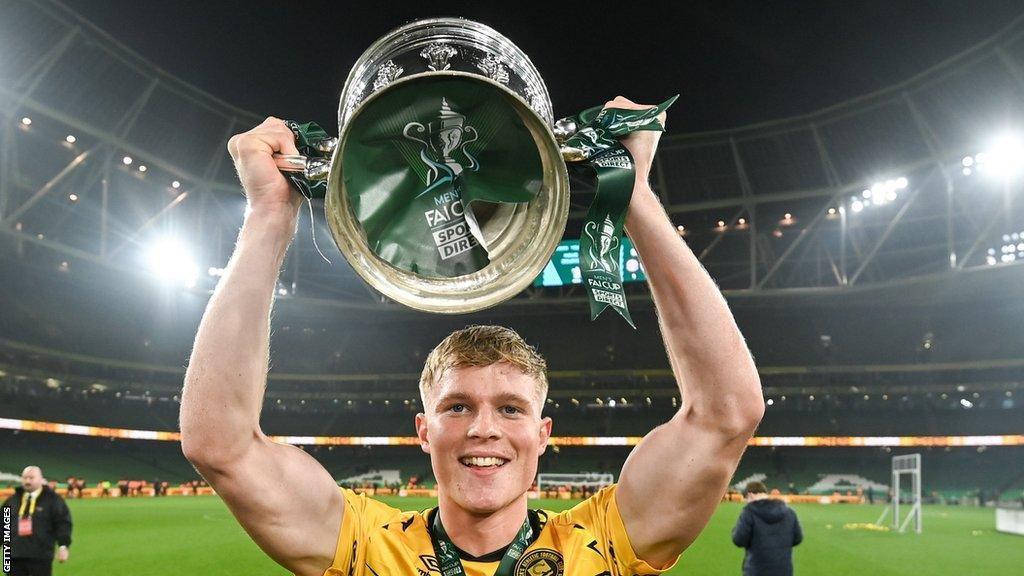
[467,408,502,439]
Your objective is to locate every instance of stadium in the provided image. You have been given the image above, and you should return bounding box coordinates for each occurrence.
[1,1,1023,575]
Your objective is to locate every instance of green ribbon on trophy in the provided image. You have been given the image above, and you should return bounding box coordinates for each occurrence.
[283,120,333,199]
[559,95,678,327]
[284,88,676,324]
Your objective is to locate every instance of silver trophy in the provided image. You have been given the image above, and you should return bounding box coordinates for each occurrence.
[276,18,570,313]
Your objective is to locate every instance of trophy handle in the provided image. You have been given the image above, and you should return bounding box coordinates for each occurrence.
[270,123,337,197]
[274,153,331,182]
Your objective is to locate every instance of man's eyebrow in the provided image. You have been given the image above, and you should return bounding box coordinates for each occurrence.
[434,392,472,406]
[433,391,534,405]
[493,391,534,405]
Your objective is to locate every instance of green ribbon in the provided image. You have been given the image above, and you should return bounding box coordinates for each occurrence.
[430,509,534,576]
[562,95,678,327]
[283,120,332,199]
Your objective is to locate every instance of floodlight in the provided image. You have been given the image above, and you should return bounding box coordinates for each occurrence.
[147,238,199,289]
[122,156,133,165]
[977,132,1024,181]
[65,135,76,143]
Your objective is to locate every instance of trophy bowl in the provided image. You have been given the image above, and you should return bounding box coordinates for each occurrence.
[321,17,570,314]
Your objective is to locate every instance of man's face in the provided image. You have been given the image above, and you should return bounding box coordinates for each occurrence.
[416,363,552,515]
[21,467,43,492]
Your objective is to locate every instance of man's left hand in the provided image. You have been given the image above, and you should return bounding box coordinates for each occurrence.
[57,546,69,563]
[602,96,668,184]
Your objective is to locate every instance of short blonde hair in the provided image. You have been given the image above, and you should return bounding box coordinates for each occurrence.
[419,325,548,407]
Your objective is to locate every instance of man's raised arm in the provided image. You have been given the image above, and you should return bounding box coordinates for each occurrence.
[608,98,765,567]
[179,118,343,576]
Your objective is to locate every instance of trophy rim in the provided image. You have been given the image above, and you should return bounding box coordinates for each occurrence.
[324,71,569,314]
[337,16,554,132]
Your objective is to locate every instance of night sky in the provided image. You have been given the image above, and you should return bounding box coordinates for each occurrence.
[67,1,1024,133]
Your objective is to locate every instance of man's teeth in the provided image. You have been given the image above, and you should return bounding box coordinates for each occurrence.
[461,457,506,467]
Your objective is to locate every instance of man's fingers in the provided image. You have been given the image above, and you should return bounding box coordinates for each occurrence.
[602,97,670,129]
[228,118,300,160]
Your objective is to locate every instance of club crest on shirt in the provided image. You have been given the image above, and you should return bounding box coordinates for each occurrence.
[514,549,564,576]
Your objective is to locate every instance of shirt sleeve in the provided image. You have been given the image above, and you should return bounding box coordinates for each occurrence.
[731,507,753,548]
[54,496,73,547]
[791,510,803,547]
[563,485,679,575]
[324,489,402,576]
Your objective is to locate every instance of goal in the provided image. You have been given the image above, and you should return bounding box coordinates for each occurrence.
[537,472,615,492]
[875,453,922,533]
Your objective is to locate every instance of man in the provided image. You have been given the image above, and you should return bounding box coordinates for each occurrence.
[1,466,72,576]
[731,481,802,576]
[180,96,764,576]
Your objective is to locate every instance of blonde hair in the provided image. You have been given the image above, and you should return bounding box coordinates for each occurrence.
[419,325,548,408]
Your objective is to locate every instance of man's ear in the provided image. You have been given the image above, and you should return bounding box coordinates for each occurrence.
[538,416,553,454]
[415,413,431,454]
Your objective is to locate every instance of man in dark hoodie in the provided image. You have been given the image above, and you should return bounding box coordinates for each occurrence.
[2,466,73,576]
[731,481,802,576]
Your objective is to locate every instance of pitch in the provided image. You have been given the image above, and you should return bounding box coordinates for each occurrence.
[47,496,1016,575]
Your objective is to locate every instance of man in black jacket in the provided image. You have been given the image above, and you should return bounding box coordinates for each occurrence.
[731,481,802,576]
[2,466,73,576]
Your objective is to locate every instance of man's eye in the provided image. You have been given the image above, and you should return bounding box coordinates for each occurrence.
[502,406,521,415]
[450,404,466,413]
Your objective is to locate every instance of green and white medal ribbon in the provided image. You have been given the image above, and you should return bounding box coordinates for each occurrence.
[559,95,678,327]
[430,509,534,576]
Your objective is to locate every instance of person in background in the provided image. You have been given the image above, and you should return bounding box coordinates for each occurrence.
[731,481,802,576]
[1,466,73,576]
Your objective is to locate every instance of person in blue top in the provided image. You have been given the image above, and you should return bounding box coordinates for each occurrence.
[731,481,803,576]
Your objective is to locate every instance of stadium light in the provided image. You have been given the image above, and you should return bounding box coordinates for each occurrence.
[848,176,907,214]
[969,132,1024,182]
[146,237,199,289]
[960,398,974,409]
[65,134,76,144]
[122,155,133,166]
[171,180,181,189]
[20,117,31,126]
[68,193,78,202]
[138,165,148,173]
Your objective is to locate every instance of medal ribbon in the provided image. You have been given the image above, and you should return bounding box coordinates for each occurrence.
[430,509,534,576]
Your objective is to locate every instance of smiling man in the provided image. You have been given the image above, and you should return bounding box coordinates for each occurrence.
[180,96,764,576]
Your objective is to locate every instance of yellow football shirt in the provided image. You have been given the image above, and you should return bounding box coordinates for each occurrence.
[323,485,677,576]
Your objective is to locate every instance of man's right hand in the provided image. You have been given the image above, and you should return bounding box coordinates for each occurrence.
[227,117,304,218]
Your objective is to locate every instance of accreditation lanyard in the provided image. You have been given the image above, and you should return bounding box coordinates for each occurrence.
[430,510,534,576]
[18,492,37,517]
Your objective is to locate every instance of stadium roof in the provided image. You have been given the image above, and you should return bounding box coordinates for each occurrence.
[2,0,1024,313]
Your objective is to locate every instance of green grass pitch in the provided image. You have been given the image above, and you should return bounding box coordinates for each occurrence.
[38,496,1019,575]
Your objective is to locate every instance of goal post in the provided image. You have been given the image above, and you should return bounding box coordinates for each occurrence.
[537,472,614,491]
[876,453,922,533]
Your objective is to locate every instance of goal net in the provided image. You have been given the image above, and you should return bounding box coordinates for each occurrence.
[537,472,615,492]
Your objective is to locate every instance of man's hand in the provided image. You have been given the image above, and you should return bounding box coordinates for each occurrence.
[57,546,69,563]
[602,96,668,184]
[226,117,304,218]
